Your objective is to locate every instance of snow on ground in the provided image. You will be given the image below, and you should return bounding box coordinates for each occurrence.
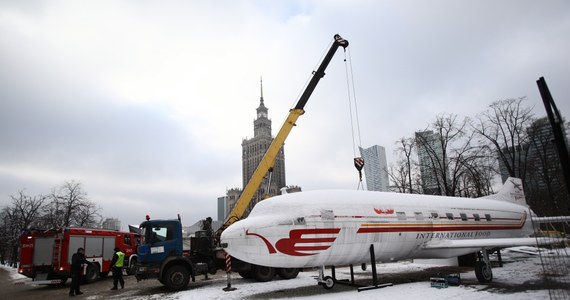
[156,251,560,300]
[0,264,27,280]
[2,247,567,299]
[131,248,563,300]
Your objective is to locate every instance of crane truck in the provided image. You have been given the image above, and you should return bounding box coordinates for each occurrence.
[135,34,349,291]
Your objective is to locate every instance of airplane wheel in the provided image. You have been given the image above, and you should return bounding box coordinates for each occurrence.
[253,265,275,282]
[475,261,493,283]
[277,268,299,279]
[238,270,253,279]
[320,276,335,289]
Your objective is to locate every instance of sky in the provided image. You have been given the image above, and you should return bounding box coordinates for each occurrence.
[1,0,569,229]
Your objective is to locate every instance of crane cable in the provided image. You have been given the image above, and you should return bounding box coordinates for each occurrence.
[343,47,365,190]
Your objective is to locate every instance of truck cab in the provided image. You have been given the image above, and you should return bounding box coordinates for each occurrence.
[136,219,184,279]
[135,218,218,290]
[138,219,183,265]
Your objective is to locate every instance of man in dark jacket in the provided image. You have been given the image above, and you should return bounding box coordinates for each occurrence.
[110,247,125,290]
[69,247,91,296]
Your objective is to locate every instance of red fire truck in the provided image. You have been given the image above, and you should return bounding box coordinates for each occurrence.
[19,227,140,284]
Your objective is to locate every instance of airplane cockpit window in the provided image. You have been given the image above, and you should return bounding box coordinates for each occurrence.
[294,217,306,225]
[431,212,439,219]
[396,212,406,221]
[321,210,334,220]
[485,214,492,221]
[278,219,293,225]
[460,213,468,221]
[446,213,454,220]
[473,214,481,221]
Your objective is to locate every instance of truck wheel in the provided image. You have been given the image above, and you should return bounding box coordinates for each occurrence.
[84,264,100,283]
[164,265,190,291]
[126,258,137,275]
[253,265,275,282]
[277,268,299,279]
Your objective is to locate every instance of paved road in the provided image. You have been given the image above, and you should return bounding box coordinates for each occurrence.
[0,266,217,300]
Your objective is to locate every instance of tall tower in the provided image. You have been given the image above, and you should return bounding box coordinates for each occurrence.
[415,130,445,195]
[359,145,389,191]
[241,79,286,208]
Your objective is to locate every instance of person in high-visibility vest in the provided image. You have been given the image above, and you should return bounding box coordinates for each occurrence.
[110,247,125,290]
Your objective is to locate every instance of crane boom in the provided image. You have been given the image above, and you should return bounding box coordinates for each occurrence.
[218,34,349,235]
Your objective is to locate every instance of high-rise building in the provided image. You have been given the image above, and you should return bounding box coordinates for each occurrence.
[415,130,445,195]
[101,218,121,231]
[359,145,389,191]
[499,117,570,216]
[241,80,286,197]
[217,196,227,222]
[218,79,287,219]
[222,188,242,220]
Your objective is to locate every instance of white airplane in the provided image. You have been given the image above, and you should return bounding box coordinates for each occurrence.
[221,177,563,289]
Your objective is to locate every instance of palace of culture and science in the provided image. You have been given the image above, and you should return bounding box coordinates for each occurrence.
[217,80,301,221]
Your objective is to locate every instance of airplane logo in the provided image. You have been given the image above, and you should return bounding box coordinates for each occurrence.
[374,208,394,215]
[247,228,341,256]
[509,178,522,191]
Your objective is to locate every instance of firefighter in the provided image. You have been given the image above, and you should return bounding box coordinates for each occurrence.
[110,247,125,290]
[69,247,91,297]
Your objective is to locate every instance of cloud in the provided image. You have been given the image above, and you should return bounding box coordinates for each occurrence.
[1,0,569,227]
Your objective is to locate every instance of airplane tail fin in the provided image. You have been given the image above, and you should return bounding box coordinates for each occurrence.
[482,177,527,206]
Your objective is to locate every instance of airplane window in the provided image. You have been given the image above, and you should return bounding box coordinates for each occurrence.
[485,214,492,221]
[460,213,468,221]
[414,212,424,221]
[473,214,480,221]
[446,213,454,220]
[396,212,406,220]
[294,217,306,225]
[431,212,439,219]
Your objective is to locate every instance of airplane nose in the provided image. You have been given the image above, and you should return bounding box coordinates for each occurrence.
[220,219,271,266]
[220,221,246,253]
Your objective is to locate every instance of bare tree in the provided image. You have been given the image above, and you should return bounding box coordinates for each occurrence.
[0,190,46,266]
[473,97,534,182]
[10,190,46,230]
[414,113,495,197]
[388,162,410,193]
[396,137,416,193]
[42,181,100,228]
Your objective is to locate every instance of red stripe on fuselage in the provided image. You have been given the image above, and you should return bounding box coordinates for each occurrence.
[357,213,526,233]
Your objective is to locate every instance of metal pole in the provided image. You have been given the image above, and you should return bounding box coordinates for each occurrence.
[536,77,570,204]
[223,253,236,291]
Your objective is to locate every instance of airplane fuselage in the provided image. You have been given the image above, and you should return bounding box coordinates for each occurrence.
[221,190,533,268]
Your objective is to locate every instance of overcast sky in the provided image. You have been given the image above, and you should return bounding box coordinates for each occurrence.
[1,0,569,229]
